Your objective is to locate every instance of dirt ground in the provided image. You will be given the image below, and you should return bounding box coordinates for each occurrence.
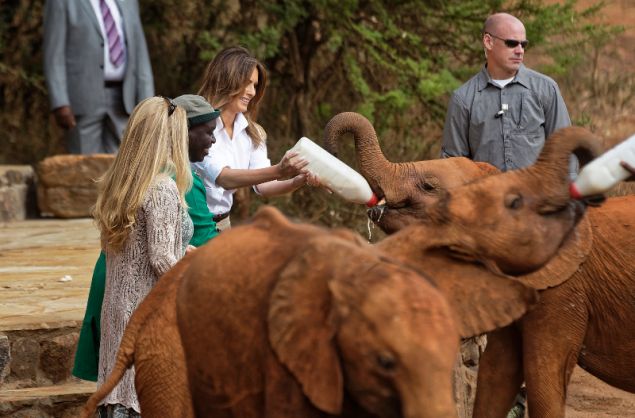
[567,367,635,417]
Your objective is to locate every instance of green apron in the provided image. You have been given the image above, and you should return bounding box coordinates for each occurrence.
[72,171,218,381]
[72,251,105,381]
[187,172,220,247]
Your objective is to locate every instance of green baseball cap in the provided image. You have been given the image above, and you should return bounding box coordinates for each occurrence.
[173,94,221,127]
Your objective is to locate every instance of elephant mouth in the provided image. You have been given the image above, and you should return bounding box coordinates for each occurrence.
[366,201,408,235]
[367,204,388,224]
[572,199,587,223]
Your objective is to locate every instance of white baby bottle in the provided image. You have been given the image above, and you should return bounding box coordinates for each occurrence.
[570,133,635,198]
[289,137,379,207]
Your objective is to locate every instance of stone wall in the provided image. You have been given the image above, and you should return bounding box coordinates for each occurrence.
[0,328,79,389]
[0,166,36,222]
[454,335,487,418]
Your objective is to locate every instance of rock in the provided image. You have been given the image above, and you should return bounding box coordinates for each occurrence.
[0,166,36,222]
[39,333,78,384]
[37,186,102,218]
[0,380,95,417]
[36,154,114,188]
[454,358,479,418]
[1,329,83,388]
[460,334,486,367]
[9,337,39,382]
[36,154,114,218]
[453,335,487,418]
[0,334,10,384]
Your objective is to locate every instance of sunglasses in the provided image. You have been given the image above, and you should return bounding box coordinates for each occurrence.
[486,32,529,49]
[159,96,177,116]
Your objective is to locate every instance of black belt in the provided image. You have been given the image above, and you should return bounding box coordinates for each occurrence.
[104,80,123,88]
[213,212,230,222]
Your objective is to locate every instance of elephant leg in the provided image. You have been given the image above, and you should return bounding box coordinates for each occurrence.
[521,291,586,418]
[472,324,523,418]
[133,270,193,418]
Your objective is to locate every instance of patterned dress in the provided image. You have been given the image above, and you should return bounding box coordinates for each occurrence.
[97,176,193,414]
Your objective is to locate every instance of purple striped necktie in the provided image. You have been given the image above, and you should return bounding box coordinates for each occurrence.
[99,0,124,68]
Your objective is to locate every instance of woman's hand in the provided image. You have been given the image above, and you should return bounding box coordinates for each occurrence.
[290,173,308,188]
[305,172,321,187]
[305,172,333,194]
[277,151,308,179]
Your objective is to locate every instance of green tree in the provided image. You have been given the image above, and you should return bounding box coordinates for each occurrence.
[0,0,627,233]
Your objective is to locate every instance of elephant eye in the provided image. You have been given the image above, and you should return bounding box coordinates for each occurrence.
[417,180,439,193]
[376,352,397,371]
[389,199,409,209]
[504,194,523,210]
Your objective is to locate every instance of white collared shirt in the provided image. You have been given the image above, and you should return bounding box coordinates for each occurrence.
[89,0,127,81]
[192,113,271,215]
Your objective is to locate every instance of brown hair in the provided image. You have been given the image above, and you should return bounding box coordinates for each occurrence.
[198,46,268,147]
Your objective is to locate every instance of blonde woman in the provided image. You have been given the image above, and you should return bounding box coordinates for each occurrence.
[194,46,311,230]
[92,96,193,417]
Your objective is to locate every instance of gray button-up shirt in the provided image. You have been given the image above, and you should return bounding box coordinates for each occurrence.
[441,64,572,173]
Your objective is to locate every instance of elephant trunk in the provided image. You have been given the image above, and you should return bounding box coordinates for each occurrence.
[395,340,458,418]
[525,126,603,205]
[323,112,393,192]
[398,374,457,418]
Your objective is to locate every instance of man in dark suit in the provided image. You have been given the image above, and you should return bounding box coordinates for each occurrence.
[43,0,154,154]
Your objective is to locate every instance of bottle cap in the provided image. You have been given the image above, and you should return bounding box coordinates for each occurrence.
[569,182,582,199]
[366,193,379,207]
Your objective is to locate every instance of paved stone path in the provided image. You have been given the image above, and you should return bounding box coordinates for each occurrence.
[0,218,100,332]
[0,219,633,416]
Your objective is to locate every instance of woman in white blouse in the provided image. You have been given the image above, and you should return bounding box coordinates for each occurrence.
[194,46,311,230]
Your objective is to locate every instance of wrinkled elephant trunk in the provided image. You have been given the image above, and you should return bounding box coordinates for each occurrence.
[525,126,603,205]
[323,112,393,193]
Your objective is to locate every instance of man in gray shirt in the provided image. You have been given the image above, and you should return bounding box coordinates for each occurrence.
[441,13,573,175]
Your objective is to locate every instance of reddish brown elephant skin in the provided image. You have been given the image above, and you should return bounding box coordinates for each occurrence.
[324,112,633,416]
[81,119,602,417]
[176,207,467,418]
[473,196,635,418]
[79,200,543,418]
[80,253,195,418]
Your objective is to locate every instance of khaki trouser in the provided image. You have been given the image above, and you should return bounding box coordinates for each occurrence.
[215,216,231,232]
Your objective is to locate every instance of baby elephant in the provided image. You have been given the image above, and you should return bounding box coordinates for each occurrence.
[81,205,537,418]
[176,206,535,418]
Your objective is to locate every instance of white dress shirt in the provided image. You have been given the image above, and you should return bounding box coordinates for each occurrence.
[192,113,271,215]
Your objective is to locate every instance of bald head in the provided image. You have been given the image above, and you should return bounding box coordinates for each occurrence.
[483,13,525,36]
[482,13,527,79]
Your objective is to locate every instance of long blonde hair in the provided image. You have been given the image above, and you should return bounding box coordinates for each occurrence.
[93,97,192,252]
[198,46,267,147]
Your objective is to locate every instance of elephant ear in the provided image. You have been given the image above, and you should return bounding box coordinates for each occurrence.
[422,250,539,338]
[517,214,593,290]
[250,205,293,229]
[268,239,344,415]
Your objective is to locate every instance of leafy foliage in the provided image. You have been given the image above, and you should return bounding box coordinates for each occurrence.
[0,0,629,234]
